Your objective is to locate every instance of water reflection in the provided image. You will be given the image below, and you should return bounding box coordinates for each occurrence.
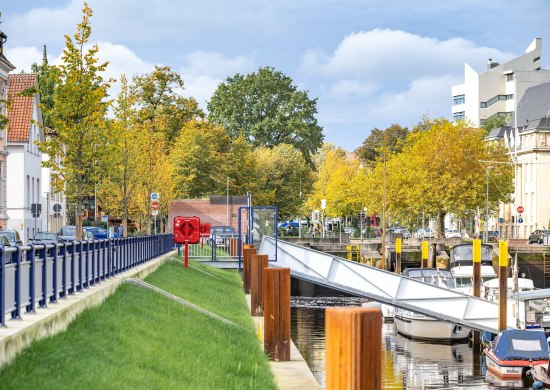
[290,297,533,389]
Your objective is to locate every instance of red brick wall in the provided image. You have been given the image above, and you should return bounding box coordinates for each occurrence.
[168,199,246,233]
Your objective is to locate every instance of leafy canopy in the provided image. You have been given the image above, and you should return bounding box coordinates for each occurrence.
[207,66,323,165]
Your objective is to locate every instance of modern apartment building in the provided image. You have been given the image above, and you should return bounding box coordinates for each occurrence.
[452,38,550,126]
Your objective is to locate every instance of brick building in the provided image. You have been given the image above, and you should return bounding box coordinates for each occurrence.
[167,196,248,233]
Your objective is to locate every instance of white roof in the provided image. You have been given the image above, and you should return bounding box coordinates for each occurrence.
[483,278,534,290]
[450,265,497,278]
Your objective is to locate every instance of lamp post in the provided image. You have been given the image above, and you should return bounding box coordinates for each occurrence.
[485,166,493,243]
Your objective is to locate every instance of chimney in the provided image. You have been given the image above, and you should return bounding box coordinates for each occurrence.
[487,58,499,70]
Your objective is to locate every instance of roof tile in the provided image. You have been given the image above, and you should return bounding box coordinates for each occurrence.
[7,73,38,142]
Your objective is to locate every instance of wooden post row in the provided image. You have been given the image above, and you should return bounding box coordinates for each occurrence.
[263,267,291,361]
[325,307,382,390]
[251,254,268,316]
[242,245,255,293]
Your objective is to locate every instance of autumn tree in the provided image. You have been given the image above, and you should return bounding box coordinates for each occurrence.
[355,124,408,167]
[207,67,324,164]
[39,3,110,239]
[366,118,514,238]
[254,144,313,219]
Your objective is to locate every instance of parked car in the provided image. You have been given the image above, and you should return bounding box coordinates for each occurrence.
[83,226,109,239]
[415,228,435,239]
[29,232,59,245]
[445,229,462,238]
[393,228,411,239]
[529,229,549,244]
[343,227,356,235]
[58,226,95,242]
[208,226,237,247]
[0,230,23,246]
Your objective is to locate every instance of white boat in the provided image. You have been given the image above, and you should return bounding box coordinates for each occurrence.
[393,268,471,341]
[449,243,498,294]
[381,304,394,321]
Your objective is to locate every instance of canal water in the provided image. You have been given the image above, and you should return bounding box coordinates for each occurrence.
[290,296,534,389]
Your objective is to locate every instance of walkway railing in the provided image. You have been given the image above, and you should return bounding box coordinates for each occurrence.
[0,234,174,326]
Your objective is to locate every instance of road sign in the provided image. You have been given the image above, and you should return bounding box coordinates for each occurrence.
[518,218,524,223]
[321,199,326,210]
[499,217,504,223]
[151,193,159,201]
[53,203,62,213]
[151,201,160,210]
[101,214,108,222]
[517,206,524,213]
[494,231,499,237]
[152,209,158,216]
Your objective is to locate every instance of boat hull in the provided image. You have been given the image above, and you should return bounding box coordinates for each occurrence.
[484,349,525,378]
[394,310,470,341]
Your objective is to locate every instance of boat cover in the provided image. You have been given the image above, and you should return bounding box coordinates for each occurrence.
[492,329,549,361]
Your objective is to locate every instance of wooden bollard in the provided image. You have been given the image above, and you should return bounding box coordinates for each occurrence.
[263,267,290,361]
[472,239,481,297]
[395,238,402,275]
[326,307,382,390]
[242,245,255,293]
[251,254,268,316]
[498,240,508,331]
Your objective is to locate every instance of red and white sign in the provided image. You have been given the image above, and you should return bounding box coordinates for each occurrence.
[517,206,524,214]
[151,201,160,210]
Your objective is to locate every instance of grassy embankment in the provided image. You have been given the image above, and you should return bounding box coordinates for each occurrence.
[0,258,277,390]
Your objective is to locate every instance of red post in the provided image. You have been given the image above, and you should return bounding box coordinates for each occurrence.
[251,254,268,316]
[184,241,189,268]
[263,267,291,361]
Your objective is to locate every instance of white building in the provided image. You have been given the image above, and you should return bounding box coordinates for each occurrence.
[7,73,45,242]
[487,82,550,239]
[41,130,67,233]
[0,31,15,230]
[452,38,550,126]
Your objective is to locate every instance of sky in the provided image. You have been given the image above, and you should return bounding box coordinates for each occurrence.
[1,0,549,151]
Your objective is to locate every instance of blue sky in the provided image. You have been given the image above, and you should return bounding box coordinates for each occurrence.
[2,1,549,151]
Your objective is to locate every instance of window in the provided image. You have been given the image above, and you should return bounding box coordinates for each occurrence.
[506,73,514,81]
[453,111,465,121]
[26,175,30,207]
[533,56,541,63]
[453,94,465,105]
[480,95,510,108]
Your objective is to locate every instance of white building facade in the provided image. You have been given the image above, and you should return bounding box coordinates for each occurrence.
[7,74,45,243]
[452,38,550,126]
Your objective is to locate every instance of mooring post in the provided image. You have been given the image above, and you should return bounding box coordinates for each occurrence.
[325,307,382,390]
[395,238,402,275]
[498,240,508,331]
[472,238,482,348]
[242,244,255,293]
[263,267,290,361]
[421,240,429,268]
[250,254,268,316]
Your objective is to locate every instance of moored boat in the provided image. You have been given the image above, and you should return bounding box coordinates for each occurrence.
[393,268,471,341]
[484,329,549,379]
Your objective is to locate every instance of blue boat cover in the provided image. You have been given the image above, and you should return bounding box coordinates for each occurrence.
[492,329,549,361]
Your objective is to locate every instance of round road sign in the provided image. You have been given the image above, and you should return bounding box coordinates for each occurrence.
[517,206,524,214]
[499,217,504,223]
[518,218,524,223]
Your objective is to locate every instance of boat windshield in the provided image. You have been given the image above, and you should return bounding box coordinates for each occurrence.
[406,269,456,288]
[451,244,493,263]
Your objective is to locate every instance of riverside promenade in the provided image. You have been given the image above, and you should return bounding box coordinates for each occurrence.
[0,251,319,389]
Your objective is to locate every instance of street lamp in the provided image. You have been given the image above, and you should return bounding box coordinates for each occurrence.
[485,166,493,242]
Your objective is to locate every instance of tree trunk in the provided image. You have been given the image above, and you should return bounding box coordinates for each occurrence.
[436,210,446,239]
[75,201,83,240]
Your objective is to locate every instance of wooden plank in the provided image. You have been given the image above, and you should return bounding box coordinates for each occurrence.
[325,307,381,390]
[251,254,268,316]
[263,267,290,361]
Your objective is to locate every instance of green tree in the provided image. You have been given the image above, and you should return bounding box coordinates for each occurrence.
[207,66,324,164]
[355,124,408,166]
[39,3,110,239]
[482,115,510,135]
[132,65,203,144]
[254,144,313,219]
[171,120,232,198]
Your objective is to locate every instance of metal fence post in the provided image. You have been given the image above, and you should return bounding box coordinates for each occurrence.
[0,247,5,326]
[51,244,58,302]
[14,246,22,319]
[61,243,67,297]
[70,243,76,294]
[78,242,83,291]
[28,245,36,312]
[40,244,48,307]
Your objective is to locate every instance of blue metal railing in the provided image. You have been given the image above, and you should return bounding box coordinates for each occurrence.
[0,234,174,326]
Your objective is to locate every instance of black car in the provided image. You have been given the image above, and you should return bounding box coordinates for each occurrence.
[528,229,549,244]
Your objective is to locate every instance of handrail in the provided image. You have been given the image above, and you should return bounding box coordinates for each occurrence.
[0,234,174,326]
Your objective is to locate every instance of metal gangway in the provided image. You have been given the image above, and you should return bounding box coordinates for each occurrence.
[259,237,501,333]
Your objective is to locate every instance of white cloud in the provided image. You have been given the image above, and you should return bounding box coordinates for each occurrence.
[5,46,45,72]
[327,79,379,100]
[301,29,514,82]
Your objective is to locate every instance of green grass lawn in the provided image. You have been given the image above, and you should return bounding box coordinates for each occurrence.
[0,258,277,390]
